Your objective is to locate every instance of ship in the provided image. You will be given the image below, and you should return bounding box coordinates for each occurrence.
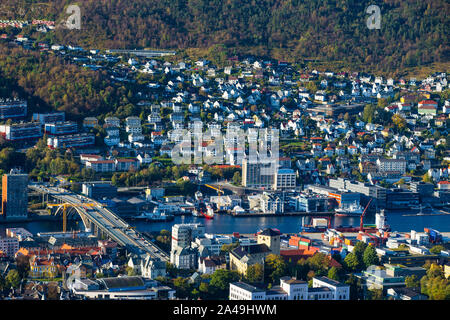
[193,202,214,219]
[334,202,364,217]
[129,207,174,222]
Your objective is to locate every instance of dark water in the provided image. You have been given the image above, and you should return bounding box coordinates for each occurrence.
[1,211,449,236]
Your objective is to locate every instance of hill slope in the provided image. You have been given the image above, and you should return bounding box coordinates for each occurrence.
[1,0,449,71]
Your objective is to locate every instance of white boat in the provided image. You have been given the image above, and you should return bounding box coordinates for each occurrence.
[131,207,174,221]
[335,202,364,217]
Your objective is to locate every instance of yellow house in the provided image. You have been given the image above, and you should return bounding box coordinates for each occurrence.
[29,256,58,279]
[445,264,450,279]
[229,244,271,276]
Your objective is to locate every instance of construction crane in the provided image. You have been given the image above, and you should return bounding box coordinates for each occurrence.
[47,202,95,232]
[360,198,373,232]
[205,184,224,196]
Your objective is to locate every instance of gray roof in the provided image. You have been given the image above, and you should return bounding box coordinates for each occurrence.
[231,281,265,293]
[99,276,145,289]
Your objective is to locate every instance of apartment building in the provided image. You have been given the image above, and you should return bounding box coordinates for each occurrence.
[242,157,275,189]
[32,112,65,124]
[47,133,95,149]
[44,121,78,135]
[0,99,27,119]
[376,158,407,174]
[0,236,19,257]
[0,122,42,141]
[273,168,296,190]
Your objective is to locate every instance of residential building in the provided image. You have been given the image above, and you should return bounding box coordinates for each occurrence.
[0,99,27,119]
[47,133,95,149]
[86,160,116,172]
[242,157,275,189]
[376,159,407,174]
[274,169,296,190]
[0,122,42,141]
[32,112,65,124]
[0,236,19,257]
[229,244,271,276]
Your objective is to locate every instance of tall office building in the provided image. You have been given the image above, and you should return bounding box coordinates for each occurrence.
[242,157,275,189]
[171,223,205,249]
[1,170,28,220]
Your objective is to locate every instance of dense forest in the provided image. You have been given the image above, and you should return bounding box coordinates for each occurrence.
[0,45,126,119]
[0,0,448,72]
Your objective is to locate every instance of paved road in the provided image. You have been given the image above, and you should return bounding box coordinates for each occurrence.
[30,185,169,261]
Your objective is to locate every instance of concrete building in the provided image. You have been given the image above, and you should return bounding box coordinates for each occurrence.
[312,276,350,300]
[230,276,349,300]
[171,223,205,249]
[0,99,27,119]
[47,133,95,149]
[44,121,78,136]
[376,159,407,174]
[32,112,65,124]
[274,169,296,190]
[71,276,175,300]
[0,236,19,257]
[257,228,281,255]
[242,157,275,189]
[329,178,386,208]
[1,170,28,220]
[82,182,117,199]
[0,122,42,141]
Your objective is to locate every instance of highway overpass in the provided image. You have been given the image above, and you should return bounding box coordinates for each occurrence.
[30,185,168,262]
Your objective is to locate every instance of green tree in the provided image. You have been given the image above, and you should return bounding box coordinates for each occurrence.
[344,253,360,272]
[429,245,445,254]
[209,269,240,298]
[367,288,384,300]
[5,270,21,289]
[327,267,340,281]
[246,263,264,283]
[405,275,420,288]
[265,254,288,284]
[363,245,380,268]
[232,171,241,186]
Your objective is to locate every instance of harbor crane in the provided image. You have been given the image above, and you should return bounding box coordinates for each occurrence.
[360,198,373,232]
[205,184,224,196]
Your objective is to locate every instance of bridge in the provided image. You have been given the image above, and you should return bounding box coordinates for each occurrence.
[29,184,169,262]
